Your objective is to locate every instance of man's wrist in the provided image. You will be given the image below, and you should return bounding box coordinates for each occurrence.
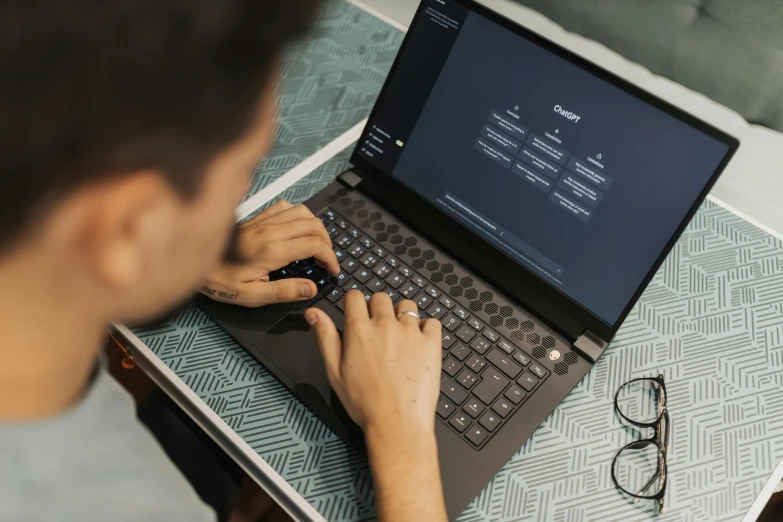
[364,420,438,456]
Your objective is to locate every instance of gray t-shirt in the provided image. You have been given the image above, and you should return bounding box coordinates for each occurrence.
[0,368,215,522]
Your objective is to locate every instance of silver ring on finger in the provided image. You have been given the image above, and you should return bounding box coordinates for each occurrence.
[396,310,420,320]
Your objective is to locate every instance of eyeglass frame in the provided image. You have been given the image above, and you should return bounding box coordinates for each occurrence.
[611,374,670,515]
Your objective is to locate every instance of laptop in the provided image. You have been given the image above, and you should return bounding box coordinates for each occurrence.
[199,0,738,517]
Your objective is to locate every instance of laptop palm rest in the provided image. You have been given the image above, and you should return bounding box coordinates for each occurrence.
[252,302,365,448]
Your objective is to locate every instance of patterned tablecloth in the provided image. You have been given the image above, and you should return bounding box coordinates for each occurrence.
[131,2,783,520]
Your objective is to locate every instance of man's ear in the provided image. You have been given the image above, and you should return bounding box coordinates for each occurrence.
[60,171,177,290]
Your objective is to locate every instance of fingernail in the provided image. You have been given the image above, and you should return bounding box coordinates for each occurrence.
[305,312,318,326]
[301,283,313,298]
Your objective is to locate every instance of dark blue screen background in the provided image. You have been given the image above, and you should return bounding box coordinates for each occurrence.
[371,9,730,324]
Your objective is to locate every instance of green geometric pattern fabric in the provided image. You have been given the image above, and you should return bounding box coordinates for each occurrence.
[131,2,783,521]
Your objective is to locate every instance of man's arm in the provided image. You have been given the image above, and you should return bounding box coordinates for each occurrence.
[307,291,448,522]
[365,424,446,522]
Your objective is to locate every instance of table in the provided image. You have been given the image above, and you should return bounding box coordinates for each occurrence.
[118,1,783,520]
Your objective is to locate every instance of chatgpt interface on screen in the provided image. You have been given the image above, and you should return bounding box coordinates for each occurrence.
[357,0,730,324]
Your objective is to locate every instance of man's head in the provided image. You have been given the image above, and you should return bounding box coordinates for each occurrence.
[0,0,322,323]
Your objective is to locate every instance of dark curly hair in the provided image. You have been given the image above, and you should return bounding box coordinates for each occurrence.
[0,0,323,252]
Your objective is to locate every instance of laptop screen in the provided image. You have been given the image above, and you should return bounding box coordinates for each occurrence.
[355,0,732,325]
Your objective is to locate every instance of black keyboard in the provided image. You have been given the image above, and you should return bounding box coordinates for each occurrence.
[270,208,549,450]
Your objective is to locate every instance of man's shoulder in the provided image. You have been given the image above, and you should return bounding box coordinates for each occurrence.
[0,369,214,521]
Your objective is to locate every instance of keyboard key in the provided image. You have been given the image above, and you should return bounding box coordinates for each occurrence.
[456,325,476,343]
[425,286,441,299]
[314,277,329,292]
[398,265,413,278]
[441,376,468,404]
[385,273,405,289]
[497,339,515,355]
[348,244,365,258]
[482,329,499,343]
[436,398,456,419]
[457,369,477,389]
[442,358,461,377]
[441,314,460,332]
[411,275,427,288]
[462,398,484,418]
[415,294,432,310]
[517,372,538,392]
[336,235,353,248]
[467,318,484,332]
[359,237,373,249]
[454,307,470,321]
[441,332,457,349]
[340,258,360,274]
[372,246,387,258]
[486,349,522,379]
[333,272,352,287]
[345,281,361,293]
[354,268,372,284]
[326,287,343,303]
[529,363,549,380]
[426,302,447,320]
[512,350,531,367]
[373,264,391,278]
[322,209,336,221]
[449,343,470,361]
[335,218,349,229]
[465,425,488,446]
[449,412,470,433]
[359,252,379,268]
[473,367,509,405]
[385,289,400,303]
[504,385,526,404]
[348,227,361,238]
[362,290,373,302]
[466,355,486,373]
[439,296,455,309]
[469,338,491,355]
[386,256,401,268]
[269,267,293,280]
[492,398,513,418]
[366,277,385,293]
[399,284,418,299]
[333,249,346,260]
[479,411,501,432]
[326,224,340,238]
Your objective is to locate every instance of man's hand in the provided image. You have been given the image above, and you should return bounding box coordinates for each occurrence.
[201,200,339,308]
[305,291,448,522]
[306,291,442,432]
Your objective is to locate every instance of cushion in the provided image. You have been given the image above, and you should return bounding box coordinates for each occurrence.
[513,0,783,132]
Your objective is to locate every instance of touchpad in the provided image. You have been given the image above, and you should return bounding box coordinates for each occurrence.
[252,302,362,446]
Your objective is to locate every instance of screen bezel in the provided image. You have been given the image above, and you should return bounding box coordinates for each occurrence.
[349,0,739,342]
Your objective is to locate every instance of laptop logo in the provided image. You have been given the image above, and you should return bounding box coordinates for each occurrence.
[549,350,561,361]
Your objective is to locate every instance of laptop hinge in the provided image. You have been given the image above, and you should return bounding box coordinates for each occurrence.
[338,170,363,188]
[573,331,608,364]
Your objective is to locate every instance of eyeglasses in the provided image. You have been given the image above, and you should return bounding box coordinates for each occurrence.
[611,374,670,514]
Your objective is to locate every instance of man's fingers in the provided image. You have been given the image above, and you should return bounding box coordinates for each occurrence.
[394,299,421,328]
[420,317,442,339]
[251,204,315,227]
[265,237,338,273]
[246,278,317,306]
[343,289,370,323]
[262,219,333,256]
[305,307,343,384]
[368,292,395,320]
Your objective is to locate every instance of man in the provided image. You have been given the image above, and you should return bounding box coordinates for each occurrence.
[0,1,447,521]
